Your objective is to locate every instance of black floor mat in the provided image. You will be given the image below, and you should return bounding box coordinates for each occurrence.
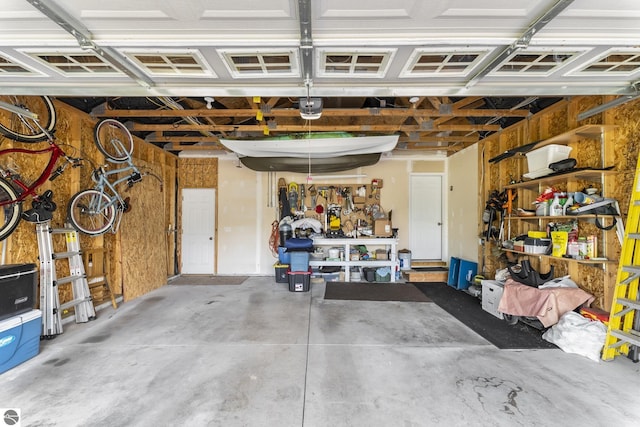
[412,282,557,350]
[324,282,432,302]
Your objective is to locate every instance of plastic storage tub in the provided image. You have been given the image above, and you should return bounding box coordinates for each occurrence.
[456,259,478,290]
[526,144,572,171]
[288,268,311,292]
[447,257,460,287]
[289,251,310,272]
[481,280,504,319]
[274,264,289,283]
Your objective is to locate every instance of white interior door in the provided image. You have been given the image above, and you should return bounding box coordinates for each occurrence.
[410,175,443,260]
[181,188,216,274]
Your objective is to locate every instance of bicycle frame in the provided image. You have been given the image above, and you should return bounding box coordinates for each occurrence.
[0,135,66,207]
[87,156,142,232]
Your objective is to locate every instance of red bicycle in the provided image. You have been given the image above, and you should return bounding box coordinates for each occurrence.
[0,96,82,241]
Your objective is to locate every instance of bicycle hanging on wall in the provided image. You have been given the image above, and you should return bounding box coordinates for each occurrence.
[67,118,162,236]
[0,96,82,241]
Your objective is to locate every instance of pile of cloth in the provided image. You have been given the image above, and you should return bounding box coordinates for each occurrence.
[498,276,594,328]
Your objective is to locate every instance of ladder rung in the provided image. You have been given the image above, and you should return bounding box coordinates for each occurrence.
[52,251,81,259]
[621,266,640,284]
[60,297,92,311]
[50,227,77,234]
[55,275,86,286]
[628,233,640,240]
[614,298,640,312]
[622,266,640,274]
[610,329,640,348]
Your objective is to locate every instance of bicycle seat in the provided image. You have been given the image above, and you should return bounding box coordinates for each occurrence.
[22,207,53,223]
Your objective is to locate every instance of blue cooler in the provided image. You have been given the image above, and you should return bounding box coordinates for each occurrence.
[0,309,42,374]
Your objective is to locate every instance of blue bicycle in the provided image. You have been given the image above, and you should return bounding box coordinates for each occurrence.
[67,119,159,236]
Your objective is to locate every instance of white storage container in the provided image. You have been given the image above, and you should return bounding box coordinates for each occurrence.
[526,144,572,172]
[481,280,504,319]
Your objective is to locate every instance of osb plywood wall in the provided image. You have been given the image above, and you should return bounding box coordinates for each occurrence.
[479,96,640,310]
[179,157,218,189]
[1,98,178,306]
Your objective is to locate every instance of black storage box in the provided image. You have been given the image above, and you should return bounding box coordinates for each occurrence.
[0,263,37,321]
[363,267,377,282]
[288,268,311,292]
[274,264,289,283]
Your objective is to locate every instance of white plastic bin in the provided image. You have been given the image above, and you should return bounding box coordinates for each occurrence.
[526,144,572,171]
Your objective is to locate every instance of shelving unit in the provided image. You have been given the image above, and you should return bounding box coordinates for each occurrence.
[503,125,617,270]
[310,237,399,282]
[501,249,616,265]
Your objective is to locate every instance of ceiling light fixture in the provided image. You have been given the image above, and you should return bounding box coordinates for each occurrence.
[409,96,420,104]
[204,96,215,109]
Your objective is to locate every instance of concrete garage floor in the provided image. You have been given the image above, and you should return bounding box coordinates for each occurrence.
[2,276,639,427]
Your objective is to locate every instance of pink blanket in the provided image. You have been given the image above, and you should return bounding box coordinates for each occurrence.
[497,279,595,327]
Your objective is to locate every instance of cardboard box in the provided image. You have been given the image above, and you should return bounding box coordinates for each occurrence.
[375,249,388,260]
[374,219,392,237]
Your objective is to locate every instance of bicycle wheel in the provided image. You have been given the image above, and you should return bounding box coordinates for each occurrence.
[68,189,116,236]
[0,177,23,241]
[93,119,134,162]
[0,95,56,143]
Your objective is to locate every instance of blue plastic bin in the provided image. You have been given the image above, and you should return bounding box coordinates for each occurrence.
[456,259,478,290]
[289,251,310,272]
[278,247,290,264]
[447,257,460,287]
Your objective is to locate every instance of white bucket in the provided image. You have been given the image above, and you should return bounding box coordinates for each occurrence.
[328,248,340,259]
[398,249,412,271]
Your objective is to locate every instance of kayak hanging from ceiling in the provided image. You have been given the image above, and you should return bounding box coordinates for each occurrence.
[219,132,399,159]
[239,153,382,173]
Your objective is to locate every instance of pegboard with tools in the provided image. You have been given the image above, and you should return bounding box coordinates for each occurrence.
[277,179,390,238]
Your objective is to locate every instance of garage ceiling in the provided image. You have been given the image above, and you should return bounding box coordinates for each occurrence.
[1,0,640,156]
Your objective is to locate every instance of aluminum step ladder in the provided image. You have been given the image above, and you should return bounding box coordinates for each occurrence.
[37,221,96,338]
[602,154,640,361]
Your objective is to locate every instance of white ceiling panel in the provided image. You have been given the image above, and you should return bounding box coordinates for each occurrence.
[0,0,637,97]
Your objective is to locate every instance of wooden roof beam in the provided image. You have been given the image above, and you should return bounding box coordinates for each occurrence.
[98,107,529,118]
[131,123,501,132]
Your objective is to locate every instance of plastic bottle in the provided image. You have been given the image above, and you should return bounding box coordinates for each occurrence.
[550,193,563,216]
[563,192,574,215]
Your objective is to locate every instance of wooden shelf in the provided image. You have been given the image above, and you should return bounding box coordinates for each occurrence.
[506,214,617,221]
[505,168,617,190]
[533,124,616,148]
[502,249,615,265]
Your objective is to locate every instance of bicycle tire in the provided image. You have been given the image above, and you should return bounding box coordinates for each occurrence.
[0,177,23,241]
[0,95,56,143]
[67,189,116,236]
[93,119,134,162]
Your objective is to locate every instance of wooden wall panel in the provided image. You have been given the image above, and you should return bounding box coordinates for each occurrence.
[179,157,218,189]
[480,96,640,310]
[1,98,178,309]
